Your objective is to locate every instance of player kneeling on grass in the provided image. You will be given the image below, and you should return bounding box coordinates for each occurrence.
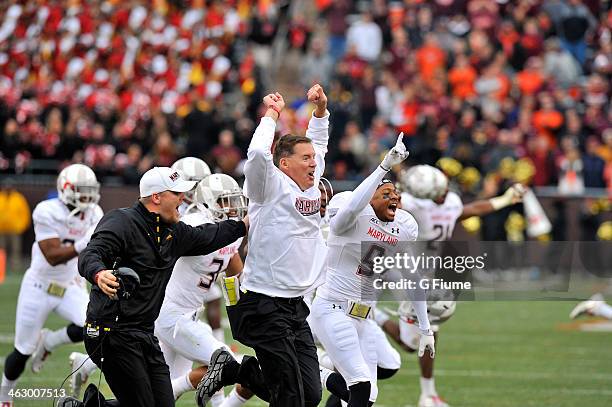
[570,293,612,320]
[1,164,102,404]
[310,134,435,407]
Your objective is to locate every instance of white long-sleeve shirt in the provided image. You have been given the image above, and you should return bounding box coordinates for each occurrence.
[316,166,431,332]
[242,111,330,297]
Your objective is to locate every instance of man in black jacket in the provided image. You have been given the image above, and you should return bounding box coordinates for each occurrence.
[57,167,247,407]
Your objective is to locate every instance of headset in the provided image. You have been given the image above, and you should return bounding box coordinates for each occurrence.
[111,266,140,301]
[53,262,140,406]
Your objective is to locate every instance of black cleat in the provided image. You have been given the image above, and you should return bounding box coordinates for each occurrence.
[196,348,237,407]
[56,396,84,407]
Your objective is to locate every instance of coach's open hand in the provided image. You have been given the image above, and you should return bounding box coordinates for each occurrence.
[96,270,120,298]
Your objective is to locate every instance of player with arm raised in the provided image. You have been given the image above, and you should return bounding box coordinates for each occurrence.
[375,164,524,407]
[310,135,434,407]
[0,164,102,404]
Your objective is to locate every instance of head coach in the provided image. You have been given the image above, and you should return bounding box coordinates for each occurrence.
[57,167,247,407]
[197,85,330,407]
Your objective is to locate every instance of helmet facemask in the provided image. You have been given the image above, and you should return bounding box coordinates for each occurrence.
[57,164,101,219]
[194,174,247,221]
[213,192,248,220]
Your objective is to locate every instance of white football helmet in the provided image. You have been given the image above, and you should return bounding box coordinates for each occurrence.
[399,295,457,324]
[400,165,448,201]
[193,174,247,221]
[57,164,100,214]
[171,157,211,204]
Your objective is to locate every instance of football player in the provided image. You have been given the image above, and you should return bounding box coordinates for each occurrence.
[310,134,434,407]
[154,173,257,407]
[171,158,226,349]
[376,164,524,407]
[171,157,212,216]
[0,164,102,404]
[570,293,612,320]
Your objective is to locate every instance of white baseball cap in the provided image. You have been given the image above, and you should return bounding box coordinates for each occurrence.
[139,167,197,197]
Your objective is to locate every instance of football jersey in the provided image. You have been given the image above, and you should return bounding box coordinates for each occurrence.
[317,191,419,302]
[401,191,463,241]
[163,210,243,312]
[29,198,103,284]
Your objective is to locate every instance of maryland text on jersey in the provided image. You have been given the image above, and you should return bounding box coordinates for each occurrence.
[366,227,398,246]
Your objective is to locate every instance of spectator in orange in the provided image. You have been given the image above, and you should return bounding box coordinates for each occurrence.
[533,93,564,148]
[0,180,31,272]
[448,54,477,100]
[497,20,520,58]
[517,57,546,96]
[416,33,446,84]
[391,82,421,138]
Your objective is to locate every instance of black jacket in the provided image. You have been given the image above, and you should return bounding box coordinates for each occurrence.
[78,201,246,332]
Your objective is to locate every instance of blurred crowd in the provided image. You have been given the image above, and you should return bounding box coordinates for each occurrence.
[0,0,611,199]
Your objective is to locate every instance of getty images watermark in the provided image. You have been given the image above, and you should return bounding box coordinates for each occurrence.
[359,241,612,302]
[370,252,487,291]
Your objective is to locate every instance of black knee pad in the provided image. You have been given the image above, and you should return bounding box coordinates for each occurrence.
[67,323,84,342]
[325,371,349,402]
[377,366,399,380]
[348,381,371,407]
[4,348,29,380]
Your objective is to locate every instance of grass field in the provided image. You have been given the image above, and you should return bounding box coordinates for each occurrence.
[1,271,611,407]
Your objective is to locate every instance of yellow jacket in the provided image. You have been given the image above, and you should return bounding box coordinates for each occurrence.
[0,189,31,234]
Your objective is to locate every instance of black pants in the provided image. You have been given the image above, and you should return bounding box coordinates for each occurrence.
[83,325,174,407]
[227,290,322,407]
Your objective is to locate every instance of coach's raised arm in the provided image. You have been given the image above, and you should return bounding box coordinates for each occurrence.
[65,167,247,407]
[196,85,331,407]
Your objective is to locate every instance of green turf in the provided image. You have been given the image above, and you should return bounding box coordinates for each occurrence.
[1,271,611,407]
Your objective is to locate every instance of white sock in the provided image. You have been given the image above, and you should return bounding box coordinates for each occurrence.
[44,327,71,351]
[420,377,437,396]
[595,303,612,319]
[213,328,225,342]
[220,388,247,407]
[1,373,18,399]
[82,358,98,376]
[210,389,225,407]
[171,374,194,400]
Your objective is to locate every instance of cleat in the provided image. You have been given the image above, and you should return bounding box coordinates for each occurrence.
[56,396,83,407]
[196,348,236,407]
[31,329,51,373]
[69,352,90,398]
[570,294,604,319]
[418,394,450,407]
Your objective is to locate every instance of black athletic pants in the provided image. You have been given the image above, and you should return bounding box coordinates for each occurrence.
[83,325,174,407]
[228,290,322,407]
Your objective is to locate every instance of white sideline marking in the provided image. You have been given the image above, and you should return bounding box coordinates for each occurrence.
[579,321,612,332]
[394,368,612,382]
[0,334,14,344]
